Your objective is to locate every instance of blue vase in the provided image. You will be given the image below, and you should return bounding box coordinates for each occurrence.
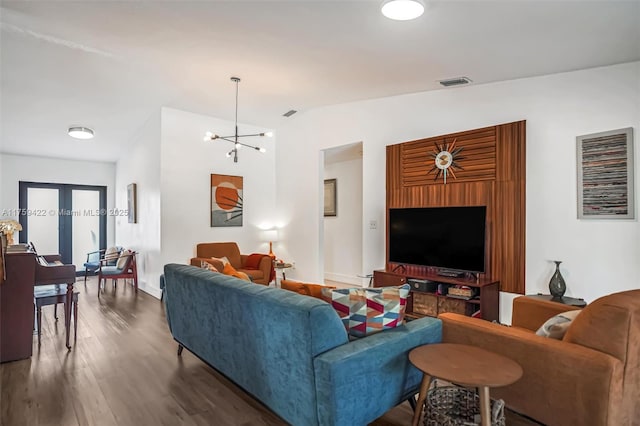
[549,261,566,298]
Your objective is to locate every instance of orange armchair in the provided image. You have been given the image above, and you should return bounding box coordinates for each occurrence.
[439,291,640,426]
[189,242,272,285]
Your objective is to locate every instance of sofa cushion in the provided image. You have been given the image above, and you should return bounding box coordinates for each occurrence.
[322,284,410,337]
[222,262,250,281]
[535,309,581,339]
[281,280,336,300]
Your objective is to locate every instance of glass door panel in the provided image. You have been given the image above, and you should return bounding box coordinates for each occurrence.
[72,190,100,272]
[26,187,60,255]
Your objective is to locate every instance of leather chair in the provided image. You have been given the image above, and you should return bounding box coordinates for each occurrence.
[439,290,640,426]
[97,250,138,296]
[189,242,273,285]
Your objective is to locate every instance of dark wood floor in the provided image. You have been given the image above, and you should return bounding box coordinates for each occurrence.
[1,277,540,426]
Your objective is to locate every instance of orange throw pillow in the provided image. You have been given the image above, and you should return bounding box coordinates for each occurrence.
[222,262,251,282]
[281,280,336,300]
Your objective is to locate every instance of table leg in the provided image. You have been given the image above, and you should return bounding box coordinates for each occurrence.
[37,305,42,346]
[411,374,433,426]
[479,386,491,426]
[73,298,78,343]
[65,282,74,350]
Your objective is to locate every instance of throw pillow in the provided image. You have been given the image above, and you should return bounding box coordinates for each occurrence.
[280,280,336,300]
[211,256,230,266]
[201,262,219,273]
[222,262,250,282]
[104,246,120,265]
[536,310,581,339]
[322,284,410,338]
[116,250,132,270]
[245,253,266,270]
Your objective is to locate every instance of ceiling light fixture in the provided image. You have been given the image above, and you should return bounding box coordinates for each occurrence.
[381,0,425,20]
[203,77,270,163]
[68,126,94,139]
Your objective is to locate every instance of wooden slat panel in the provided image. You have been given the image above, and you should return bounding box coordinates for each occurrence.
[385,121,526,294]
[400,127,496,187]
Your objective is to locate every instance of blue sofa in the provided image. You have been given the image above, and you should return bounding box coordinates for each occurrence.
[163,264,442,426]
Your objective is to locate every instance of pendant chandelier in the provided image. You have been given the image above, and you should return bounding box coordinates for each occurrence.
[203,77,271,163]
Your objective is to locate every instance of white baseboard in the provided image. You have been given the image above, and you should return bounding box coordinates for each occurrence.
[324,272,368,287]
[139,282,162,299]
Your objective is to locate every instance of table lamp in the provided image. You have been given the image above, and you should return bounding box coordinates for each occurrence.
[262,229,278,259]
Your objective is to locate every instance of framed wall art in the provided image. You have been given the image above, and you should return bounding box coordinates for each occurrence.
[211,174,243,227]
[324,179,337,217]
[127,183,137,223]
[577,127,634,219]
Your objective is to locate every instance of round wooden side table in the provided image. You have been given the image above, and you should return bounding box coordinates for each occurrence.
[409,343,523,426]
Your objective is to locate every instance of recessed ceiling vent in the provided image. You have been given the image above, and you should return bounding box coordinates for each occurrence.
[439,77,472,87]
[283,110,297,117]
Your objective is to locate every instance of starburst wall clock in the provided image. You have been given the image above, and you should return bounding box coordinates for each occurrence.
[427,138,465,184]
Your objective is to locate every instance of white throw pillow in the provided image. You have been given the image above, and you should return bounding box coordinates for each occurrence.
[211,256,230,266]
[536,310,581,339]
[104,246,120,265]
[116,250,132,270]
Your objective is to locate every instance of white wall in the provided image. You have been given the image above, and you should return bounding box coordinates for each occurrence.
[323,158,363,285]
[277,62,640,323]
[160,107,276,279]
[0,153,116,248]
[115,112,162,297]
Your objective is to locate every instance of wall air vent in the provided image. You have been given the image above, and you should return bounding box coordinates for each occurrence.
[439,77,472,87]
[283,110,297,117]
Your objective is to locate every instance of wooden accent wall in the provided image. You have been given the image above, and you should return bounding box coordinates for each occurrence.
[386,121,526,294]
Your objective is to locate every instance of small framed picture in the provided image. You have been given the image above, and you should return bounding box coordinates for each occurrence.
[577,127,634,219]
[324,179,337,217]
[127,183,137,223]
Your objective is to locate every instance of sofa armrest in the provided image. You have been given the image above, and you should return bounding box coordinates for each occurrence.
[512,296,581,331]
[313,317,442,426]
[440,313,624,426]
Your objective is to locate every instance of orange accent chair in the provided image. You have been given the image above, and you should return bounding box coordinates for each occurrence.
[439,290,640,426]
[189,242,272,285]
[97,250,138,296]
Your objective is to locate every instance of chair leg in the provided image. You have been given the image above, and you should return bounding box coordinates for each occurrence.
[177,344,184,356]
[84,269,88,286]
[54,304,58,321]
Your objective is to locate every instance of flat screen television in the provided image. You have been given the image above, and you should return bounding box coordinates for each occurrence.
[388,206,487,273]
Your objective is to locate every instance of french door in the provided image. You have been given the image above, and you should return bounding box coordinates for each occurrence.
[18,182,107,273]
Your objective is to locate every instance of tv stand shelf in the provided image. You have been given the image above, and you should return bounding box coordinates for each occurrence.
[373,270,499,322]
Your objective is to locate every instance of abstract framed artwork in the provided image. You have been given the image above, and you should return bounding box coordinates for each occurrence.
[577,127,634,219]
[211,174,243,227]
[127,183,137,223]
[324,179,337,217]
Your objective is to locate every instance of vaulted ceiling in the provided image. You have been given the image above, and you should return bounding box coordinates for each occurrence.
[1,0,638,161]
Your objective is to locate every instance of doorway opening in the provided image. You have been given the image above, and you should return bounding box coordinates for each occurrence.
[18,181,107,274]
[322,142,363,286]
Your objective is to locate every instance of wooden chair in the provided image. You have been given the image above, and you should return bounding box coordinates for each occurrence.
[97,250,138,297]
[83,247,122,285]
[34,284,78,346]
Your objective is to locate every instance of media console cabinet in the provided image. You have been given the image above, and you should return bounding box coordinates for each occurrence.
[373,270,500,322]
